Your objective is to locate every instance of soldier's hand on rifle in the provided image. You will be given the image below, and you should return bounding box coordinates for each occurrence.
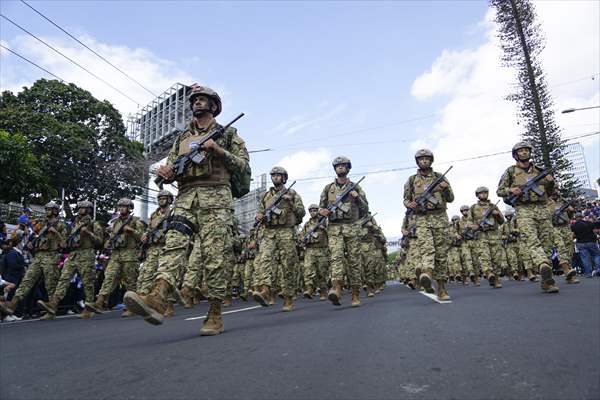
[437,181,449,191]
[509,187,522,196]
[201,139,225,156]
[158,165,174,180]
[80,226,89,236]
[401,229,409,236]
[319,208,330,217]
[546,175,554,182]
[492,209,500,216]
[48,227,58,235]
[255,212,265,222]
[470,224,479,230]
[406,201,417,210]
[349,190,359,198]
[123,225,134,233]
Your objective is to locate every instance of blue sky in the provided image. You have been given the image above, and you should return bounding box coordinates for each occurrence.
[1,1,598,235]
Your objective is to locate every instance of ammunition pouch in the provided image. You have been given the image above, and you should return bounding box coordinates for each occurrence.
[167,215,198,238]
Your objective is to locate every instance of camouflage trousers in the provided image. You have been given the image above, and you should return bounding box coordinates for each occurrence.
[99,249,138,297]
[447,245,462,277]
[517,204,554,269]
[459,241,476,276]
[518,238,536,273]
[254,227,299,297]
[402,239,421,279]
[374,251,386,284]
[243,258,255,291]
[415,212,449,280]
[137,245,162,296]
[361,241,378,286]
[473,230,503,277]
[503,242,520,275]
[553,225,574,266]
[15,251,61,299]
[53,249,95,303]
[156,200,233,300]
[327,223,363,287]
[303,246,329,289]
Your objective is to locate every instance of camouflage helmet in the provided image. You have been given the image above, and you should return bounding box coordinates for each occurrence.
[44,201,60,211]
[117,198,134,209]
[451,215,460,222]
[415,149,434,162]
[157,190,174,202]
[308,204,319,211]
[475,186,489,195]
[460,205,470,212]
[76,200,94,210]
[270,166,288,180]
[504,209,515,216]
[512,141,532,160]
[332,155,352,169]
[188,85,222,117]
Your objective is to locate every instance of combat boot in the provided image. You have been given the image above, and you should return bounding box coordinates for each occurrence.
[223,295,232,308]
[374,285,381,295]
[436,280,451,301]
[407,279,416,290]
[455,274,462,283]
[512,272,520,281]
[560,262,580,284]
[351,286,361,307]
[200,299,224,336]
[367,285,375,298]
[121,309,135,317]
[461,275,469,285]
[0,296,21,315]
[78,308,94,319]
[253,285,271,307]
[493,277,503,289]
[303,285,314,299]
[37,296,60,316]
[85,294,106,314]
[123,279,169,325]
[474,274,481,286]
[527,270,539,282]
[282,296,294,312]
[39,312,55,321]
[419,269,435,294]
[319,287,328,301]
[328,280,343,306]
[487,273,497,287]
[540,264,559,293]
[164,301,175,317]
[179,286,194,309]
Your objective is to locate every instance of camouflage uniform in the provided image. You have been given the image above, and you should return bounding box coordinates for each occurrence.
[500,213,522,279]
[362,219,387,293]
[98,215,145,298]
[469,200,504,282]
[137,207,171,295]
[457,213,477,280]
[299,214,330,297]
[401,213,421,285]
[548,199,575,267]
[254,185,305,300]
[497,155,560,292]
[446,222,463,280]
[242,229,259,294]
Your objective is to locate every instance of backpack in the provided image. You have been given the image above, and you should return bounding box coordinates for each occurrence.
[225,127,251,198]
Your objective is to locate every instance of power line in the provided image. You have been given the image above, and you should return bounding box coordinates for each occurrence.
[0,44,66,82]
[1,13,142,106]
[20,0,158,98]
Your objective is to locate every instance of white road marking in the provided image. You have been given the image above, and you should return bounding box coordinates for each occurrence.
[185,305,262,321]
[419,291,452,304]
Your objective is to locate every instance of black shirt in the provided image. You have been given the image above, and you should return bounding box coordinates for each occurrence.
[570,220,600,244]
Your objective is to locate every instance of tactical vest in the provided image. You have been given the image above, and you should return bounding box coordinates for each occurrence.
[263,187,297,228]
[71,216,95,249]
[304,218,328,247]
[509,165,548,204]
[326,181,360,222]
[35,219,66,251]
[410,171,447,211]
[470,201,499,231]
[112,216,141,250]
[175,122,233,189]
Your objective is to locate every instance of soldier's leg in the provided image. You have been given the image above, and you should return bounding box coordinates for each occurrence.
[316,253,329,297]
[98,258,124,298]
[344,225,363,307]
[14,257,44,299]
[137,246,160,296]
[277,232,298,310]
[327,225,345,305]
[181,234,201,291]
[432,225,449,282]
[51,255,78,302]
[253,233,276,306]
[124,260,139,293]
[303,248,317,297]
[38,253,61,298]
[520,214,557,292]
[489,237,504,277]
[198,209,233,301]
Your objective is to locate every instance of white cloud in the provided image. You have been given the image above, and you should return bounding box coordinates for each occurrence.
[407,2,600,226]
[273,103,347,136]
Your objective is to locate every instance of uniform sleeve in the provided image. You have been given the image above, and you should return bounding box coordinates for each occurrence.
[129,219,145,241]
[56,222,68,241]
[221,129,250,175]
[468,206,477,225]
[442,177,454,203]
[319,185,329,209]
[292,190,306,223]
[166,135,181,166]
[257,193,267,213]
[403,178,414,205]
[354,184,369,216]
[497,168,512,198]
[495,205,505,225]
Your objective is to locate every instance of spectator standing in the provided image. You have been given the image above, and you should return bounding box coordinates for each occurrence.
[570,212,600,277]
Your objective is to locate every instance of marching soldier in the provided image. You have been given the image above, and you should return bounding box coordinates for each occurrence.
[403,149,454,301]
[136,190,173,313]
[458,205,479,285]
[500,209,523,281]
[468,187,504,288]
[123,85,250,335]
[448,216,465,283]
[86,198,145,315]
[0,202,68,319]
[241,228,259,301]
[497,142,562,293]
[548,193,579,284]
[400,212,420,289]
[320,156,369,307]
[300,204,330,300]
[253,166,305,311]
[37,201,103,319]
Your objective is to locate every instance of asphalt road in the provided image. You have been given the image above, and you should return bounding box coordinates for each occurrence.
[1,278,599,400]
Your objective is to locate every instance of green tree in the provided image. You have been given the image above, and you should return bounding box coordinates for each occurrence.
[0,130,55,203]
[490,0,580,197]
[0,79,145,221]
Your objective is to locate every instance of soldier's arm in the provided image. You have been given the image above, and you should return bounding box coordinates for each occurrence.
[56,222,68,241]
[89,222,103,245]
[442,178,454,203]
[257,193,267,214]
[292,191,306,222]
[221,129,250,174]
[355,185,369,215]
[495,206,505,225]
[129,219,144,241]
[403,179,414,207]
[319,186,329,209]
[165,136,181,167]
[496,169,512,198]
[468,206,477,225]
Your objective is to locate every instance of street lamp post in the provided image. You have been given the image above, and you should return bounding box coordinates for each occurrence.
[561,106,600,114]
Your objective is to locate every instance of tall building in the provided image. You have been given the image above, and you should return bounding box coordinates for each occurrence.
[564,142,592,188]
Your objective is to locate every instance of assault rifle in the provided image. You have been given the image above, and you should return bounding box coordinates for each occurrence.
[407,166,453,215]
[104,215,133,255]
[302,176,366,244]
[137,213,171,261]
[552,202,572,226]
[154,113,245,189]
[504,167,553,206]
[254,181,297,229]
[31,220,59,250]
[359,212,378,227]
[462,200,501,239]
[66,217,93,251]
